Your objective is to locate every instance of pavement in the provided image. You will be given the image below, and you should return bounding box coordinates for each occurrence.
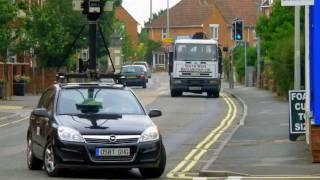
[200,85,320,177]
[0,95,40,121]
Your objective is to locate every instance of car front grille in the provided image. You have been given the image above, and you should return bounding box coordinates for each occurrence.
[83,135,140,162]
[82,135,140,145]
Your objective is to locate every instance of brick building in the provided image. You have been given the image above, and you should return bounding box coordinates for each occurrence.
[115,6,139,49]
[145,0,258,70]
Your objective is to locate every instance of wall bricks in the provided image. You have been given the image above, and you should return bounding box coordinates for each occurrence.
[310,125,320,162]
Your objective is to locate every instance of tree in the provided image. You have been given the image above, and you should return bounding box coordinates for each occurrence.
[0,1,18,60]
[256,0,303,96]
[136,28,161,64]
[22,0,122,68]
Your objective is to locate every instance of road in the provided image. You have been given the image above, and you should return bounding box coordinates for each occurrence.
[0,73,241,180]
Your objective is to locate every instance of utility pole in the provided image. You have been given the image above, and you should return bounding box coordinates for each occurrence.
[294,6,301,90]
[150,0,153,20]
[305,5,310,145]
[166,0,170,37]
[244,41,247,86]
[256,0,262,88]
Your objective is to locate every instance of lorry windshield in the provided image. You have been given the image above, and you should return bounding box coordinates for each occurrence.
[176,44,217,61]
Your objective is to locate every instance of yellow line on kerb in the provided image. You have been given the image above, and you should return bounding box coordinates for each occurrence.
[167,93,237,179]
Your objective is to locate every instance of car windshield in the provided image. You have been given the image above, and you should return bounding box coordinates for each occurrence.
[122,66,144,73]
[176,44,217,61]
[57,88,144,115]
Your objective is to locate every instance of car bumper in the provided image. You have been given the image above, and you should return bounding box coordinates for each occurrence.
[53,139,162,169]
[171,78,221,92]
[120,78,145,86]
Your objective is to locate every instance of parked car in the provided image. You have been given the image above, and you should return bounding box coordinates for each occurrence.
[26,82,166,178]
[119,65,148,88]
[133,61,152,78]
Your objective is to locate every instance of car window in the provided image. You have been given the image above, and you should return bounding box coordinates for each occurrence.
[57,88,145,115]
[122,66,144,73]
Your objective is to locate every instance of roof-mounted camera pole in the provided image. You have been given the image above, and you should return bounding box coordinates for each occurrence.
[72,0,114,80]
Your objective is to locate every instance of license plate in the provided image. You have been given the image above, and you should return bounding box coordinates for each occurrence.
[127,76,136,79]
[96,148,130,157]
[189,87,202,91]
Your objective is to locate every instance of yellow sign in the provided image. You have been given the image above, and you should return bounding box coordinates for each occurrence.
[163,37,173,43]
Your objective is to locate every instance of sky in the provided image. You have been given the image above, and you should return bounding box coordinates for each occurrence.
[122,0,181,30]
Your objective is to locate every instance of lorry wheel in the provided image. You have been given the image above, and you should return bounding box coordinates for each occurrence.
[171,90,177,97]
[176,91,183,97]
[213,91,220,98]
[207,92,213,97]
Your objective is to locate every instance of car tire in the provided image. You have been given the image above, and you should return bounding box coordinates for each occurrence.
[139,144,166,178]
[44,141,62,177]
[27,135,43,170]
[207,91,213,98]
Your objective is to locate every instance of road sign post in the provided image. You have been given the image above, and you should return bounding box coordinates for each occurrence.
[289,90,306,141]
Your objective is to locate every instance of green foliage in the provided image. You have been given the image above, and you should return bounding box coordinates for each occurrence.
[256,0,304,95]
[0,0,18,60]
[21,0,121,68]
[234,46,257,81]
[136,28,161,64]
[67,53,78,71]
[113,21,134,62]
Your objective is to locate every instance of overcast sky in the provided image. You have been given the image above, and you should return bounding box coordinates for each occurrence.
[122,0,181,30]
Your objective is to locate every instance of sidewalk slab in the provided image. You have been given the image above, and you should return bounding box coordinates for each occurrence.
[202,86,320,176]
[0,95,40,109]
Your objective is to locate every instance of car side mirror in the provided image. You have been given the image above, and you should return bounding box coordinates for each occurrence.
[32,108,49,118]
[148,110,162,118]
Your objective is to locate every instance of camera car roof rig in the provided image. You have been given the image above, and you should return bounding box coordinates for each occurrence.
[60,0,116,83]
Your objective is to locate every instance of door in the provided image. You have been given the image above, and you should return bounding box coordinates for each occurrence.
[32,89,54,157]
[39,89,55,150]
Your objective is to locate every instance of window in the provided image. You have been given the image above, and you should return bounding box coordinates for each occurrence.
[57,89,144,115]
[162,29,168,40]
[210,24,219,40]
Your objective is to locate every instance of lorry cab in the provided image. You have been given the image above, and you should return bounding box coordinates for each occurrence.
[169,39,221,97]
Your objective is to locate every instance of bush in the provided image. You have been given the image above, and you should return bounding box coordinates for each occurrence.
[234,46,257,83]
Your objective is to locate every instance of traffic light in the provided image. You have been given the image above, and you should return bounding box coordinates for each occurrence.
[232,21,236,41]
[235,20,243,41]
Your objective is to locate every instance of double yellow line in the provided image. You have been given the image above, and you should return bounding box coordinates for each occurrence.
[167,93,238,179]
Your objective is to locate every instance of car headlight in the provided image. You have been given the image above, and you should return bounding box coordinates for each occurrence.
[139,126,159,142]
[58,126,84,142]
[173,80,182,84]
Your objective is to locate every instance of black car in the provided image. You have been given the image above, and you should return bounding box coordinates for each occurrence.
[26,82,166,178]
[119,65,148,88]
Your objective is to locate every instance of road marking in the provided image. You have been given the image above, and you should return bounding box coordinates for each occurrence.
[0,116,28,128]
[227,176,243,180]
[0,105,24,110]
[242,176,320,179]
[167,93,237,179]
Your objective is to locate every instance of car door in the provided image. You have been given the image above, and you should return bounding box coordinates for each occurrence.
[39,89,55,150]
[32,90,51,157]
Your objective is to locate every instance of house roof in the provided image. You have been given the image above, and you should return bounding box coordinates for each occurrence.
[146,0,258,29]
[115,6,139,25]
[212,0,258,26]
[146,0,213,29]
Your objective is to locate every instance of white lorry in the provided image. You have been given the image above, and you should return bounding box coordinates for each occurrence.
[169,39,222,97]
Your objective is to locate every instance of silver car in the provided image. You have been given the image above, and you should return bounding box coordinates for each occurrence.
[133,61,152,79]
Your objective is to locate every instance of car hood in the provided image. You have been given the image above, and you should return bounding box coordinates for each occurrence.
[55,114,154,135]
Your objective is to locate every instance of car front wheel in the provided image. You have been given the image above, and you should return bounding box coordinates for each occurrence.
[27,136,43,170]
[44,141,62,177]
[139,145,166,178]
